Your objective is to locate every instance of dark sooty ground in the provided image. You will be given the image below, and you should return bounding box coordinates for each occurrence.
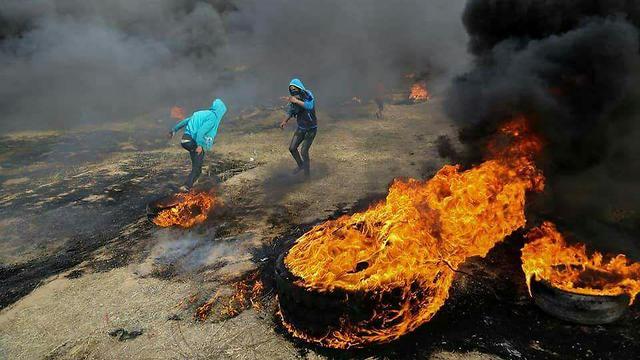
[261,222,640,360]
[0,134,256,309]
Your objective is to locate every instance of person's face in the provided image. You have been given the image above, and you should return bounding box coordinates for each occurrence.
[289,86,301,97]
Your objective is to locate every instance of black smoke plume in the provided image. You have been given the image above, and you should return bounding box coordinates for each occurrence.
[447,0,640,255]
[0,0,468,131]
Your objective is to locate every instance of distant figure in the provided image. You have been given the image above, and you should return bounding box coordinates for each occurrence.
[374,82,385,119]
[280,78,317,178]
[169,99,227,191]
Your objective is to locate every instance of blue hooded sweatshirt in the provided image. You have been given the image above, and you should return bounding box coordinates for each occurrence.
[172,99,227,151]
[287,78,317,130]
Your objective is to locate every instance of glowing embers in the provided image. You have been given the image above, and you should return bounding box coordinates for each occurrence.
[409,81,430,102]
[152,191,218,228]
[279,117,544,348]
[522,222,640,303]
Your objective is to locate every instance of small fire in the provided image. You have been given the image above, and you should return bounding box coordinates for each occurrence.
[280,116,544,348]
[224,274,265,316]
[194,273,265,321]
[409,81,430,102]
[195,291,220,321]
[152,192,217,228]
[171,106,186,120]
[522,222,640,303]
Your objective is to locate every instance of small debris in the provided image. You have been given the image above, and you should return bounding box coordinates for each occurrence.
[167,314,181,321]
[108,328,143,341]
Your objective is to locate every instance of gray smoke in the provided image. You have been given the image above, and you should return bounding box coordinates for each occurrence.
[447,0,640,255]
[0,0,468,131]
[135,228,257,277]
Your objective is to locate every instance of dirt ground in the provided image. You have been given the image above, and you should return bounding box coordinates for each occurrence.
[0,99,478,359]
[1,98,638,360]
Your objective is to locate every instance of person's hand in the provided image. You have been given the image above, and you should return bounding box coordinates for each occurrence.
[280,120,288,129]
[196,146,203,154]
[167,131,174,139]
[288,96,300,104]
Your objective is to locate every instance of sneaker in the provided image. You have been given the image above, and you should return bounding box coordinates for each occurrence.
[178,185,190,193]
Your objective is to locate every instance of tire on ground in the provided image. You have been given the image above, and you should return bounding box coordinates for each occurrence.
[530,279,629,325]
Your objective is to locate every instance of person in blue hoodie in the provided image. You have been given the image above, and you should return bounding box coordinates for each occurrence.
[169,98,227,191]
[280,78,317,177]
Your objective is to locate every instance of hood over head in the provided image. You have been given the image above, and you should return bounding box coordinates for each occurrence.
[210,98,227,118]
[289,78,306,95]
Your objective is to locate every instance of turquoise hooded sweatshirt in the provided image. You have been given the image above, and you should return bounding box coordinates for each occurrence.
[172,99,227,151]
[287,78,317,129]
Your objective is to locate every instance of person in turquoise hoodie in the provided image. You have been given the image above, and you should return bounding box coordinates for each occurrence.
[280,78,317,177]
[169,98,227,191]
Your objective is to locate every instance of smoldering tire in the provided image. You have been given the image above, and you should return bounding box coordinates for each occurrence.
[530,279,630,325]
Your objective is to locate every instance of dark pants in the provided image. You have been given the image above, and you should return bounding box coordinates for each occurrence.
[374,97,384,111]
[181,134,204,188]
[374,98,384,118]
[289,128,317,176]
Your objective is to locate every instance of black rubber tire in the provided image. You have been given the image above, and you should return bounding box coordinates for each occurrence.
[275,248,423,344]
[530,279,629,325]
[275,251,357,335]
[146,194,181,221]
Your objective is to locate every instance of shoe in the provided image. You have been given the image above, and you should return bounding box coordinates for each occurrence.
[292,167,303,175]
[178,185,190,193]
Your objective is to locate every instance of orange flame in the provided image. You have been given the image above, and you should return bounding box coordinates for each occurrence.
[195,273,264,321]
[280,116,544,348]
[224,272,265,316]
[522,222,640,304]
[171,106,187,120]
[409,81,430,102]
[152,192,217,228]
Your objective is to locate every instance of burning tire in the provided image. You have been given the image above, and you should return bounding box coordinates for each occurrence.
[146,194,182,221]
[146,191,217,228]
[522,222,640,325]
[275,251,354,335]
[276,118,544,348]
[530,279,629,325]
[275,249,452,348]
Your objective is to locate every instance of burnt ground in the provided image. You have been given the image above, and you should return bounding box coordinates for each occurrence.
[256,213,640,360]
[264,228,638,360]
[0,99,638,359]
[0,124,257,309]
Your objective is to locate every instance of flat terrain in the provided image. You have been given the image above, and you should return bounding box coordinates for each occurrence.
[0,99,638,359]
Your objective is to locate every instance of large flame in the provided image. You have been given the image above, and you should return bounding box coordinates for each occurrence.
[280,116,544,348]
[152,192,217,228]
[522,222,640,303]
[409,81,430,102]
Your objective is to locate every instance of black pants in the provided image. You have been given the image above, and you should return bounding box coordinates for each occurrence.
[289,128,317,176]
[181,134,204,188]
